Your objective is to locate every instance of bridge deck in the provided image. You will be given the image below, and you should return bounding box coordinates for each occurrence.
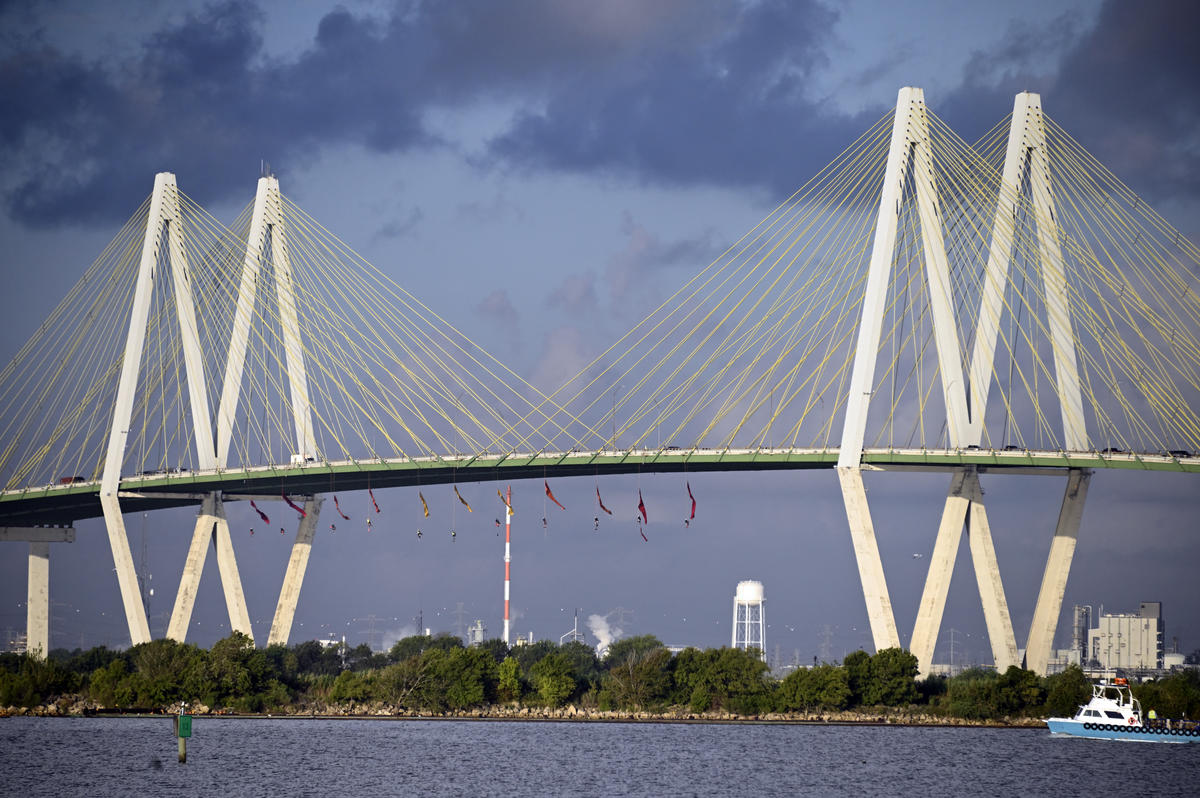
[2,447,1195,526]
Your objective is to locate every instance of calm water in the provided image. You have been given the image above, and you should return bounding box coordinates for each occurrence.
[2,717,1199,797]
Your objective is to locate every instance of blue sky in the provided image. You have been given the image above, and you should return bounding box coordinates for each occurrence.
[1,0,1198,664]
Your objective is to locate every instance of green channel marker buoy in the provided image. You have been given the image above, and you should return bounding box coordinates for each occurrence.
[174,710,192,763]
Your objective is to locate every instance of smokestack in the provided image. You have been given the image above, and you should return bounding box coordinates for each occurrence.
[503,485,512,646]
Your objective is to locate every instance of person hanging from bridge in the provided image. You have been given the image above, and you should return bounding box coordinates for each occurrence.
[334,495,350,520]
[330,523,336,532]
[450,529,456,541]
[455,486,473,512]
[545,481,566,511]
[366,517,372,532]
[250,500,271,534]
[595,485,612,529]
[416,529,422,539]
[283,493,306,518]
[637,490,649,542]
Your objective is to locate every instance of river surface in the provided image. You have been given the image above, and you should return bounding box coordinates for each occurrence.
[2,716,1198,796]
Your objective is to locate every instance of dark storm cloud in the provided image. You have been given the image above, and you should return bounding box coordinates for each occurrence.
[3,0,1197,227]
[0,0,726,226]
[936,0,1200,203]
[1051,0,1200,200]
[488,0,871,198]
[0,1,446,225]
[493,0,1200,208]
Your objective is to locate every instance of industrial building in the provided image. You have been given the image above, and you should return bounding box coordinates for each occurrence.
[1088,602,1164,671]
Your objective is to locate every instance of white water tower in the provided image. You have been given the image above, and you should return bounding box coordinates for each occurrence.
[732,580,765,659]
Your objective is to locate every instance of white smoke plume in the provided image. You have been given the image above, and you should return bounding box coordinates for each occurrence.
[588,613,623,657]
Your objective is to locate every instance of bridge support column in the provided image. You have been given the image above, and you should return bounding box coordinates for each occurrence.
[27,543,49,657]
[269,497,323,647]
[169,497,217,641]
[1025,469,1091,675]
[212,499,253,640]
[99,496,152,646]
[168,493,254,643]
[837,468,900,651]
[911,470,970,676]
[966,481,1018,672]
[3,527,76,658]
[910,470,1018,676]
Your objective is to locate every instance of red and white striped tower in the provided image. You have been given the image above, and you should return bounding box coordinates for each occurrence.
[503,484,513,645]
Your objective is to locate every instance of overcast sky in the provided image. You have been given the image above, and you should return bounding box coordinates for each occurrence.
[2,0,1198,665]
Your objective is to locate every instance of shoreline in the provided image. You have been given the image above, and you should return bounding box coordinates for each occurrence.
[2,700,1045,728]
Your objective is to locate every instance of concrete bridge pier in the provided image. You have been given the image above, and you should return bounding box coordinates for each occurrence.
[168,492,254,644]
[1,526,75,657]
[1025,468,1091,674]
[268,496,323,647]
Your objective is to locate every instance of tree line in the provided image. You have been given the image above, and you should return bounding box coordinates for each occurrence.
[3,633,1199,720]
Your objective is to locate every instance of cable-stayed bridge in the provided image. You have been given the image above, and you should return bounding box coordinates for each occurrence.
[2,89,1197,676]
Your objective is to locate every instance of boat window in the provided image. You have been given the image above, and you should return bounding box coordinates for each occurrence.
[1085,710,1100,717]
[1104,711,1123,719]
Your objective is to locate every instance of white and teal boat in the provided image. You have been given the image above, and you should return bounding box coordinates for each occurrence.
[1047,678,1199,743]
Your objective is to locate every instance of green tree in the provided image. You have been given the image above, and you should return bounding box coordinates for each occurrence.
[943,668,1000,720]
[497,656,522,703]
[203,632,283,712]
[917,673,947,705]
[678,648,771,714]
[995,666,1044,717]
[1043,665,1089,718]
[329,669,373,703]
[604,645,673,709]
[378,654,436,709]
[842,650,871,706]
[668,647,706,706]
[345,643,386,671]
[438,647,497,709]
[1135,670,1200,719]
[0,654,79,707]
[558,641,600,697]
[128,638,204,706]
[87,658,135,708]
[864,648,919,706]
[263,644,300,690]
[511,640,557,677]
[603,635,665,669]
[531,652,576,707]
[477,638,510,664]
[777,665,851,712]
[52,646,124,676]
[294,640,342,675]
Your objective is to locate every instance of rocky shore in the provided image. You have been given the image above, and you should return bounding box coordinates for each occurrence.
[1,697,1044,727]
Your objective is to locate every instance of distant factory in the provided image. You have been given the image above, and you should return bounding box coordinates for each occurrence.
[1043,601,1189,676]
